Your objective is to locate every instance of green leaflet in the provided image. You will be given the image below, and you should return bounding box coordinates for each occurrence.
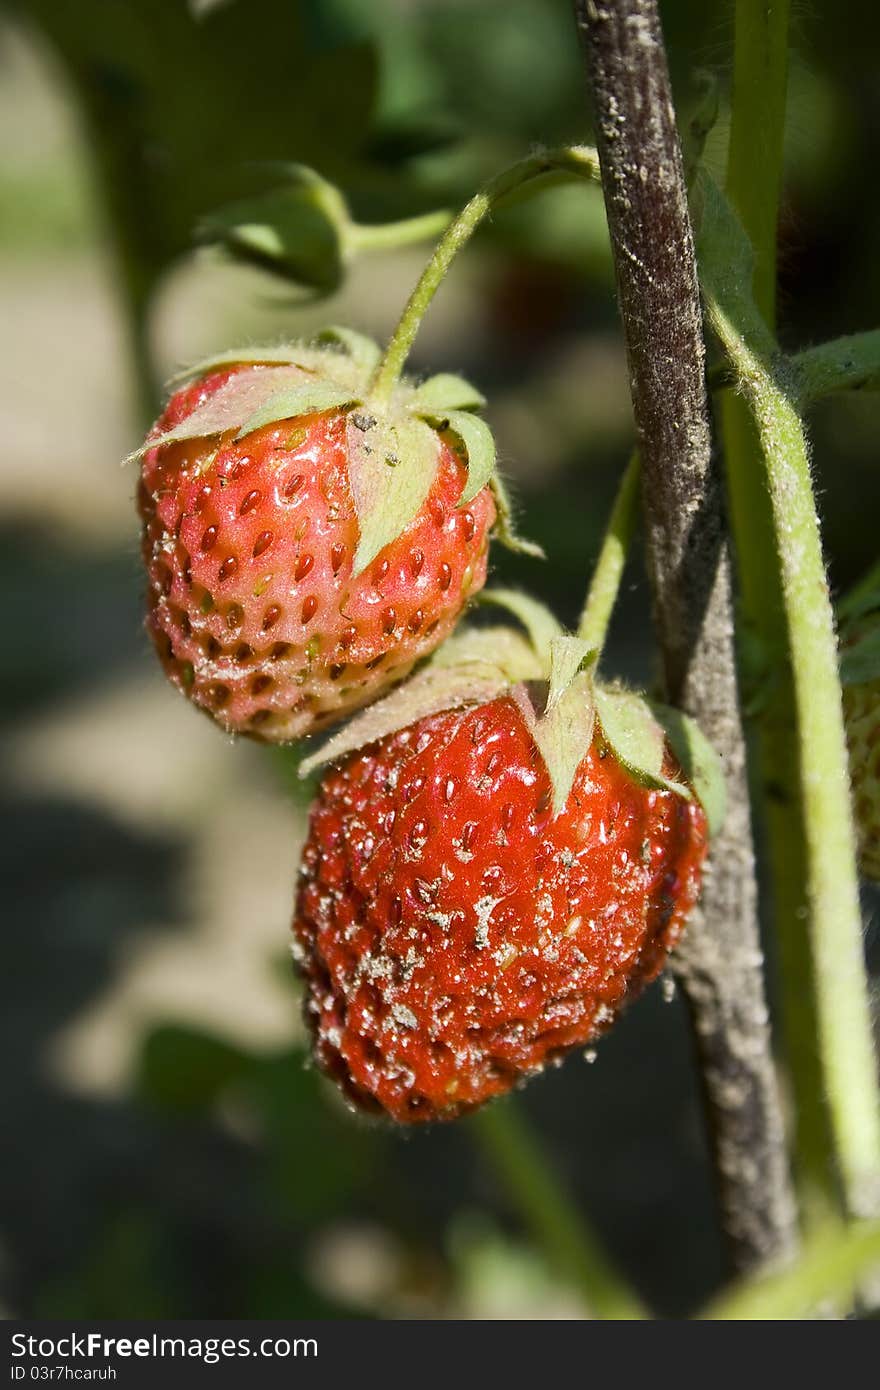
[126,365,311,459]
[839,626,880,687]
[546,634,595,712]
[650,702,728,838]
[593,685,727,835]
[428,625,545,684]
[411,373,487,414]
[199,163,350,293]
[478,590,563,657]
[474,604,598,812]
[594,685,670,788]
[514,672,596,817]
[486,471,545,557]
[416,401,541,554]
[166,345,318,388]
[313,325,382,375]
[692,168,757,313]
[299,669,503,777]
[346,412,440,574]
[299,626,542,776]
[236,381,359,439]
[440,409,496,504]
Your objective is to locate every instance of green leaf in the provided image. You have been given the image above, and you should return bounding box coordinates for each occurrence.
[167,344,314,387]
[546,635,595,712]
[429,625,545,684]
[594,686,665,780]
[411,373,486,414]
[594,685,690,799]
[840,627,880,687]
[650,702,728,837]
[514,672,595,817]
[347,412,440,574]
[441,409,497,504]
[313,325,382,375]
[199,163,351,292]
[478,590,563,658]
[236,381,358,439]
[299,625,542,777]
[487,472,545,557]
[693,168,756,304]
[126,365,309,459]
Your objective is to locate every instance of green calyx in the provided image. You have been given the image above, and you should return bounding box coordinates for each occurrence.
[130,329,536,576]
[300,587,726,833]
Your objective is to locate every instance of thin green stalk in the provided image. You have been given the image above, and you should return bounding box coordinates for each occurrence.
[700,177,880,1222]
[699,1219,880,1320]
[721,0,835,1220]
[471,1100,646,1319]
[349,209,453,253]
[577,451,640,653]
[367,146,601,407]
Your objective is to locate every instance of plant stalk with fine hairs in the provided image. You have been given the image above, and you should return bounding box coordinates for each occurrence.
[573,0,797,1270]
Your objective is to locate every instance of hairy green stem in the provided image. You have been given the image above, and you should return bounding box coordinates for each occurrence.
[577,452,640,653]
[699,1219,880,1320]
[700,177,880,1223]
[720,0,837,1222]
[367,146,600,407]
[471,1101,646,1318]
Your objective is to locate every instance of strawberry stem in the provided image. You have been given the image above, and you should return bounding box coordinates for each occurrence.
[718,0,876,1235]
[699,1218,880,1320]
[577,451,640,655]
[366,146,601,409]
[348,208,453,253]
[471,1099,647,1318]
[575,0,798,1273]
[701,182,880,1229]
[719,1,830,1226]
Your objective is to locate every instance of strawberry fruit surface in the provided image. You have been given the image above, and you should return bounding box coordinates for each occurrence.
[293,690,708,1122]
[136,347,500,741]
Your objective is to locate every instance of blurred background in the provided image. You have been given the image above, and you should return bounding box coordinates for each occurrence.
[1,0,878,1319]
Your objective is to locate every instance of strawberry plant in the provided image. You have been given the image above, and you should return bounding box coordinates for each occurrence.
[14,0,880,1321]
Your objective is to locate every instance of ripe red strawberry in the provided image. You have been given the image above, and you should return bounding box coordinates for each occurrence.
[293,688,708,1123]
[135,341,507,741]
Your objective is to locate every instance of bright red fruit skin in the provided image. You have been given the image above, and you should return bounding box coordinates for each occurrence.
[293,695,708,1122]
[138,366,495,740]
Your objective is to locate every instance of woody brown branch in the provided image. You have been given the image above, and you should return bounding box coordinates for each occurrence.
[572,0,797,1270]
